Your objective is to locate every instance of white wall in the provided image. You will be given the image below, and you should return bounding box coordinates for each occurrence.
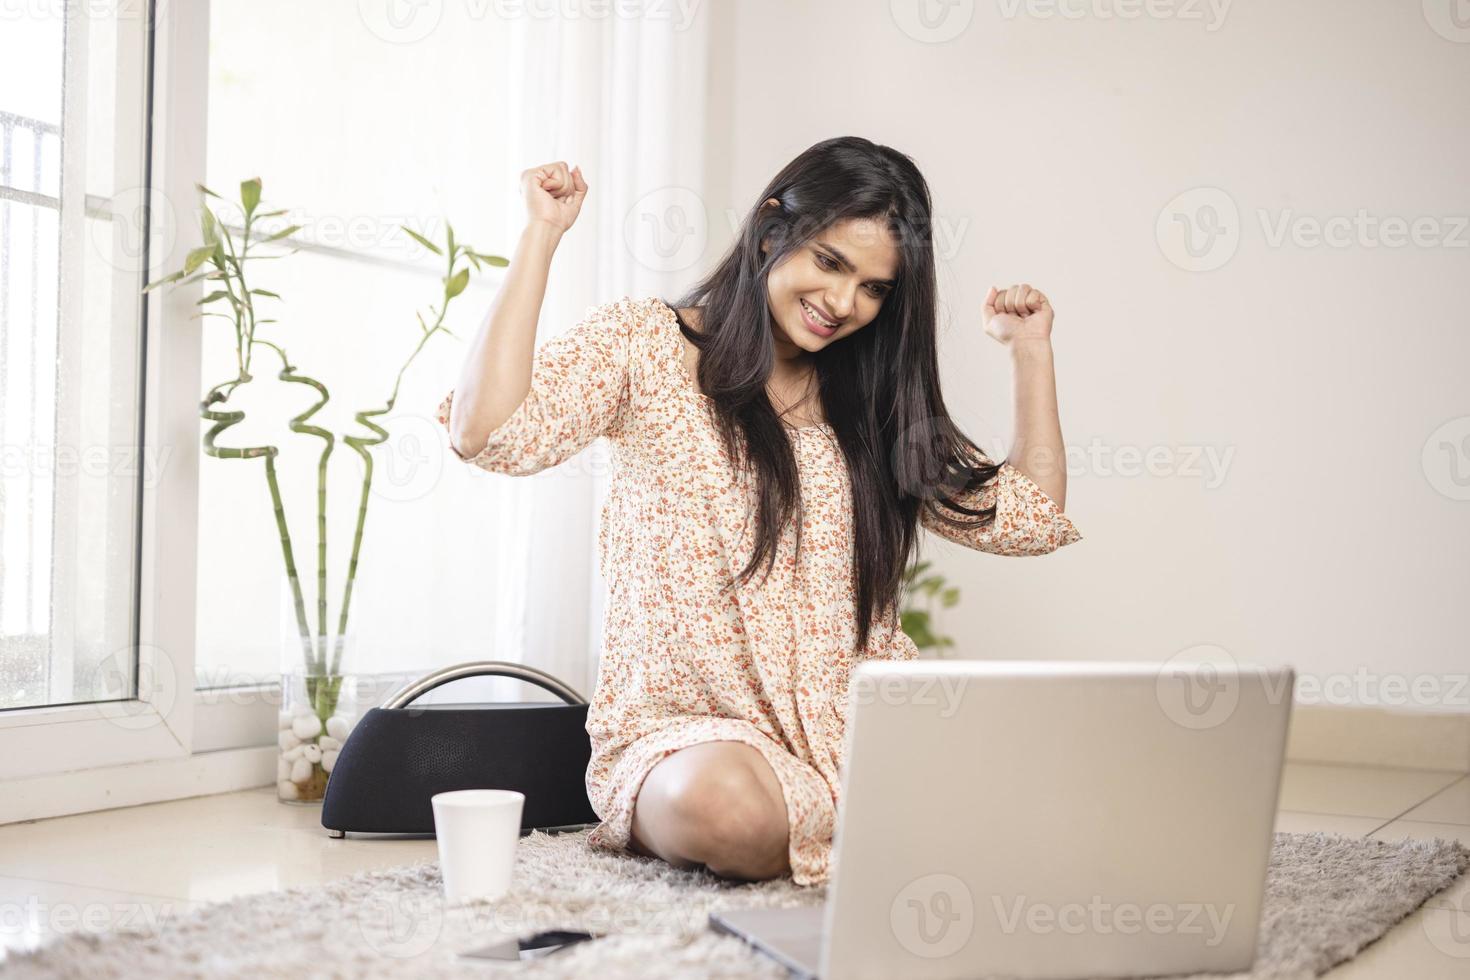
[701,1,1469,713]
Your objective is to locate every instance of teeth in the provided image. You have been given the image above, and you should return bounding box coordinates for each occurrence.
[802,298,835,328]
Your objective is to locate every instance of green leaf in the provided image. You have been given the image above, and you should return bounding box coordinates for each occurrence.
[466,253,482,271]
[200,208,218,245]
[256,208,288,218]
[440,326,460,340]
[473,252,509,267]
[402,227,442,256]
[258,224,300,244]
[196,183,223,200]
[445,220,455,256]
[197,290,231,305]
[416,311,428,333]
[902,609,931,631]
[240,178,262,218]
[141,270,184,293]
[250,288,282,299]
[182,244,215,275]
[444,267,469,299]
[940,587,959,607]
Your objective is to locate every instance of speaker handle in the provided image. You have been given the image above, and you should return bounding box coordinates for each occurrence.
[381,660,587,708]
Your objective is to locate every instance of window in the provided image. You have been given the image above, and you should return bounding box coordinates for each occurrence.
[0,4,227,821]
[1,2,149,712]
[1,3,609,822]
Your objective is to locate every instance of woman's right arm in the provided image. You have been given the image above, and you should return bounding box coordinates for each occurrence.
[447,161,587,459]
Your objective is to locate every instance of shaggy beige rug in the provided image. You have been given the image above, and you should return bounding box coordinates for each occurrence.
[6,829,1467,979]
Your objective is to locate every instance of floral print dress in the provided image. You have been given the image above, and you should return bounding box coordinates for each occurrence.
[436,295,1082,885]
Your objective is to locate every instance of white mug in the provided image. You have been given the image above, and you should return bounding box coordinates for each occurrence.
[431,789,525,903]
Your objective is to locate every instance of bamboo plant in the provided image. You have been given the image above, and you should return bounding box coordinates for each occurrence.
[143,177,507,726]
[900,559,960,655]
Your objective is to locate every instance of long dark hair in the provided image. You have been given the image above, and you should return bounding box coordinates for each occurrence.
[667,136,1001,655]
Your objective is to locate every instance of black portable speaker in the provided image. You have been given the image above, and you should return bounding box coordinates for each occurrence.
[320,661,601,837]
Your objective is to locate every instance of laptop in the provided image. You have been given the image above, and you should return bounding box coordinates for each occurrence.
[710,660,1294,980]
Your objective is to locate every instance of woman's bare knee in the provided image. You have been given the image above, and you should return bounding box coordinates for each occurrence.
[630,742,790,880]
[664,759,788,880]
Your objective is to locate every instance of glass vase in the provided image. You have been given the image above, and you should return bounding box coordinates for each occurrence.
[276,670,363,804]
[277,574,368,803]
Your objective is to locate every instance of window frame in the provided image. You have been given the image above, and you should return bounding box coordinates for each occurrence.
[0,1,282,824]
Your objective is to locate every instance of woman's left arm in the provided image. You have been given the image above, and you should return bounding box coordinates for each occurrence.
[916,282,1081,556]
[986,283,1067,511]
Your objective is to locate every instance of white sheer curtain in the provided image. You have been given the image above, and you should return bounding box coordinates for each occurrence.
[494,9,711,698]
[192,6,708,709]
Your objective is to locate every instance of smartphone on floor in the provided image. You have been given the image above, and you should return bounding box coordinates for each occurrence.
[457,929,599,961]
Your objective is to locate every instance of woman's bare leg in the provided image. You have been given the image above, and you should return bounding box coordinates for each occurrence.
[628,741,791,881]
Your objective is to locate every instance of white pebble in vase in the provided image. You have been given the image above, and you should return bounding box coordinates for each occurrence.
[278,730,302,752]
[325,716,353,741]
[290,757,313,784]
[284,744,305,763]
[291,713,323,740]
[302,743,323,764]
[277,757,290,781]
[277,710,293,731]
[322,749,339,774]
[318,736,341,751]
[278,779,299,801]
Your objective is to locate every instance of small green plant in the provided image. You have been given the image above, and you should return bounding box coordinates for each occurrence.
[899,559,960,655]
[143,177,507,728]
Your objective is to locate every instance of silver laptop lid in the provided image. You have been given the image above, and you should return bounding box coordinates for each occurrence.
[820,660,1293,980]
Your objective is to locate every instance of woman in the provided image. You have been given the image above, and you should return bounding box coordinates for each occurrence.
[437,136,1081,887]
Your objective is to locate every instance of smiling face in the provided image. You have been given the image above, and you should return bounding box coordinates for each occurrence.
[761,206,901,369]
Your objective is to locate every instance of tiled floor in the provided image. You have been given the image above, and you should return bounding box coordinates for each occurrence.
[1,763,1467,973]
